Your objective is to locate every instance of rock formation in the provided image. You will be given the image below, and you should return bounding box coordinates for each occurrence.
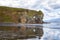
[0,6,44,24]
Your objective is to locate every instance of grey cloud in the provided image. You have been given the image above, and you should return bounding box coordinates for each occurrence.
[50,4,60,9]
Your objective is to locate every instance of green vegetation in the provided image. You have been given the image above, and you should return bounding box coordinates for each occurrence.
[0,6,44,23]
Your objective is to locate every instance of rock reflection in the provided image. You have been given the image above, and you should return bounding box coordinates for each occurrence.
[0,25,43,40]
[17,13,44,39]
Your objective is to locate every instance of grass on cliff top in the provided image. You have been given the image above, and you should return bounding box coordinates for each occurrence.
[0,6,37,12]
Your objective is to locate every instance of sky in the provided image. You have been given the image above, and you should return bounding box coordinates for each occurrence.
[0,0,60,21]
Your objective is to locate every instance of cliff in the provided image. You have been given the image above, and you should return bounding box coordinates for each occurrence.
[0,6,44,23]
[0,6,44,38]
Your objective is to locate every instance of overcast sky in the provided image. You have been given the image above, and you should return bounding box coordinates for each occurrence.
[0,0,60,20]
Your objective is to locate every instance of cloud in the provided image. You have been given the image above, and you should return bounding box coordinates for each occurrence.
[0,0,60,20]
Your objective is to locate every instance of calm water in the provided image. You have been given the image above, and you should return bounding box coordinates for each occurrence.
[0,22,60,40]
[18,22,60,40]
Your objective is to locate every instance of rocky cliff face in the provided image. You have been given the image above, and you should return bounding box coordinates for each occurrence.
[0,6,44,24]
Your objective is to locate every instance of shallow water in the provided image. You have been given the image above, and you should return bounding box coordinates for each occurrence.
[18,22,60,40]
[42,22,60,40]
[0,22,60,40]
